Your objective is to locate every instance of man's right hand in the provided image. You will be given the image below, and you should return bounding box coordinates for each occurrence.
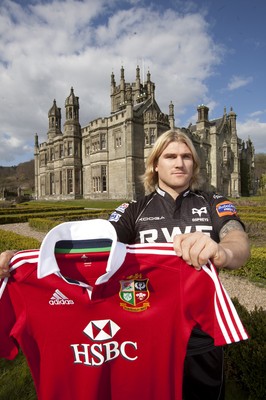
[0,251,16,278]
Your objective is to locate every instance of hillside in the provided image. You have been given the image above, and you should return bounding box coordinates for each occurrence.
[0,160,34,194]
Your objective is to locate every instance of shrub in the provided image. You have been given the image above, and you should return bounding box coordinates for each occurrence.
[0,209,112,224]
[224,298,266,400]
[0,230,40,252]
[28,218,59,232]
[0,353,36,399]
[228,247,266,285]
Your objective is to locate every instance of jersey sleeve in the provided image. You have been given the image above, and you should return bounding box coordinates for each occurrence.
[190,263,249,346]
[206,192,245,235]
[108,201,142,243]
[0,283,20,360]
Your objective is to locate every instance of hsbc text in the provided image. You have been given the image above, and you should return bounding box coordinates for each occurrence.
[71,341,138,366]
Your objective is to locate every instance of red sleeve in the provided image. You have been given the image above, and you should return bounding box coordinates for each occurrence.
[0,281,20,360]
[188,262,249,346]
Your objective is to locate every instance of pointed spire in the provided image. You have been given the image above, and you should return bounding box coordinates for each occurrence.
[34,133,39,147]
[136,65,140,80]
[120,65,124,80]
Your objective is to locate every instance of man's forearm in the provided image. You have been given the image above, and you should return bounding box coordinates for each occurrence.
[219,230,250,270]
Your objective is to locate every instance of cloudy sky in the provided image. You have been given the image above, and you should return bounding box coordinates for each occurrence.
[0,0,265,166]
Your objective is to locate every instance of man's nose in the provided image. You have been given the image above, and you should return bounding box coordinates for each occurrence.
[174,156,183,167]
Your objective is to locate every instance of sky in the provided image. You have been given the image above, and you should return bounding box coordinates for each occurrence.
[0,0,265,166]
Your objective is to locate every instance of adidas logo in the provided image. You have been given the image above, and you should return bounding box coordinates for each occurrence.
[49,289,74,305]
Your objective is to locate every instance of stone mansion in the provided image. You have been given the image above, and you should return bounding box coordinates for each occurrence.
[34,66,255,200]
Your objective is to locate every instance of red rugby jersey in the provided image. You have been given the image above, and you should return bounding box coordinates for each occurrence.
[0,220,248,400]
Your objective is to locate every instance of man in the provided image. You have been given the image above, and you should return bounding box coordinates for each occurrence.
[0,129,250,399]
[108,128,250,399]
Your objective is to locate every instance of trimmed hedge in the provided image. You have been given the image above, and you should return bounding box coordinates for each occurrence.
[0,205,84,215]
[0,230,40,252]
[237,206,266,215]
[28,213,110,230]
[0,209,112,224]
[225,247,266,285]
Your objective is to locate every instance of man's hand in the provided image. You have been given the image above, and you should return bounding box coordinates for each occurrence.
[0,251,16,278]
[173,229,250,270]
[173,232,229,270]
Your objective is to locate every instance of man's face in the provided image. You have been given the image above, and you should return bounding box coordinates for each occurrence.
[155,141,194,198]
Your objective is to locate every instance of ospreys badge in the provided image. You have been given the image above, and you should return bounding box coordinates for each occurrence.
[119,278,150,312]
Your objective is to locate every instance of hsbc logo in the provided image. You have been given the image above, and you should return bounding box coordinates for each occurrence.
[83,319,120,341]
[70,319,138,366]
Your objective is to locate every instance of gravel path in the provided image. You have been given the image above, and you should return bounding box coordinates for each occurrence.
[1,222,265,312]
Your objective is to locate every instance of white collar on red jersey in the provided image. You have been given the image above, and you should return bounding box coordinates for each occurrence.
[38,219,127,283]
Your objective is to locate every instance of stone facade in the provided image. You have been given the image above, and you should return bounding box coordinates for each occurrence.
[34,66,254,200]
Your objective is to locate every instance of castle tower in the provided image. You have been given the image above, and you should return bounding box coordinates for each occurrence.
[63,87,82,198]
[228,106,237,136]
[64,87,80,135]
[135,65,141,98]
[169,101,175,129]
[34,133,39,199]
[196,104,209,129]
[228,107,240,197]
[47,100,61,140]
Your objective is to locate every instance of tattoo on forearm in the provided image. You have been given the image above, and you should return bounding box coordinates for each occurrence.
[219,220,244,240]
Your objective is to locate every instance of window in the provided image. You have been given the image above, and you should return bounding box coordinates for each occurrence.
[41,176,46,196]
[74,143,79,156]
[114,129,122,148]
[40,154,46,166]
[50,148,54,161]
[50,173,55,195]
[92,165,107,193]
[67,169,73,193]
[60,144,64,158]
[101,165,107,192]
[115,136,122,148]
[100,134,106,150]
[59,171,63,194]
[85,140,90,156]
[145,128,156,146]
[93,177,100,192]
[150,129,155,145]
[67,141,73,156]
[92,136,100,152]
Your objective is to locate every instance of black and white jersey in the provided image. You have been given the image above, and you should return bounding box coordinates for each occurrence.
[109,187,244,245]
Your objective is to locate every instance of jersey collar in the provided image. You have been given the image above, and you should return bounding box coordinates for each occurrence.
[156,187,191,199]
[38,219,127,283]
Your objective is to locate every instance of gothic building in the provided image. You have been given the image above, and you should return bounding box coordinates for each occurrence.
[34,66,254,200]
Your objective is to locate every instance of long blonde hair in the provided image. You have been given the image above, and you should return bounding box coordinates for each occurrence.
[142,129,201,193]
